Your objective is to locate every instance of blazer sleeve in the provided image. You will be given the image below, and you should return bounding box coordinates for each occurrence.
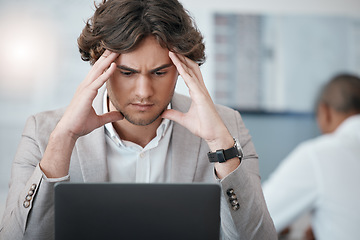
[218,109,277,239]
[0,115,67,240]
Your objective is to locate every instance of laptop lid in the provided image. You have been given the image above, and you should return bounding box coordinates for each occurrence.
[55,183,221,240]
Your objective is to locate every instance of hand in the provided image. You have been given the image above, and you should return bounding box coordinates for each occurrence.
[162,52,233,151]
[40,50,123,178]
[163,52,239,178]
[56,50,123,140]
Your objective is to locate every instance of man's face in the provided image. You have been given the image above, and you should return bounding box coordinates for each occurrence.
[107,36,178,126]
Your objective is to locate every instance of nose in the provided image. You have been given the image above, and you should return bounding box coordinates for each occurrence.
[134,74,154,99]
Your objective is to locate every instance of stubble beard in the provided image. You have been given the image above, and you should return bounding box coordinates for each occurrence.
[121,107,166,126]
[109,91,174,126]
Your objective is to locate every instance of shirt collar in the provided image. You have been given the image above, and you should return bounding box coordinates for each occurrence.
[335,114,360,135]
[103,88,172,148]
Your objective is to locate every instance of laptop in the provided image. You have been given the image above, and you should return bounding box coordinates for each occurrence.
[54,183,221,240]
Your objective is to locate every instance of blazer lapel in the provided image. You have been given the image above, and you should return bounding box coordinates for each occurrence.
[170,93,201,183]
[76,86,108,182]
[76,128,108,182]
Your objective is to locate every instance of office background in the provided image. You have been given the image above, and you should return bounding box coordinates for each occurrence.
[0,0,359,229]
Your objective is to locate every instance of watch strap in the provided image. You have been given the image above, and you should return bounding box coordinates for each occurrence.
[207,140,241,163]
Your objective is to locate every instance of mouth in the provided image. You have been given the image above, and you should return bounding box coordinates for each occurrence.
[130,103,154,111]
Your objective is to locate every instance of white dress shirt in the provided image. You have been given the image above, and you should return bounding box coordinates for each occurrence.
[103,90,173,183]
[262,114,360,239]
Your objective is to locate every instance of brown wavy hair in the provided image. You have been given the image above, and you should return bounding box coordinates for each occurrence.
[78,0,205,65]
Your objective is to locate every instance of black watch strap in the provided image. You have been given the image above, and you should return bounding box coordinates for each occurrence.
[207,139,242,163]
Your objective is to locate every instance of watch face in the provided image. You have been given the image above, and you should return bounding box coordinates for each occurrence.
[234,138,244,158]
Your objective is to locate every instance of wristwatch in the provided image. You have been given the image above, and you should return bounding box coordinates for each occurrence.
[207,138,244,163]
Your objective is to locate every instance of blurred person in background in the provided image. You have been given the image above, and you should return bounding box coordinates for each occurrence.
[263,73,360,239]
[0,0,276,239]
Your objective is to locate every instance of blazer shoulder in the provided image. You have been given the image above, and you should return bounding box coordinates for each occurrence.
[32,108,66,128]
[23,108,66,140]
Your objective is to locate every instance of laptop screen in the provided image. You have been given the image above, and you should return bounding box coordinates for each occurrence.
[55,183,221,240]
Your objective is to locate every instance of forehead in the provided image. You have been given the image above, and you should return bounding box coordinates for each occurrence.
[115,36,171,69]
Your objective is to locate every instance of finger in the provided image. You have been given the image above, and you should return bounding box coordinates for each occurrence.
[94,50,118,70]
[161,109,186,126]
[169,52,199,91]
[90,51,119,80]
[72,61,117,113]
[171,52,205,88]
[177,54,203,81]
[169,52,192,76]
[169,52,210,99]
[89,62,117,90]
[97,111,124,127]
[75,61,116,101]
[85,51,119,85]
[99,49,112,58]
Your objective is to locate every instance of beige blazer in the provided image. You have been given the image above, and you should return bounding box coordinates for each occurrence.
[0,89,276,240]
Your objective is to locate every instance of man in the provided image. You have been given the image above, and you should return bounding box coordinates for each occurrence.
[263,74,360,239]
[0,0,276,239]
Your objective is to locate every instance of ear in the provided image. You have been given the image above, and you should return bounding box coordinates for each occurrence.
[316,103,332,134]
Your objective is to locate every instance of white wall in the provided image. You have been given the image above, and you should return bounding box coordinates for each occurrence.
[179,0,360,110]
[181,0,360,16]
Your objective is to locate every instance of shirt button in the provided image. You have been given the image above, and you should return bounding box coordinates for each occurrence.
[140,153,145,158]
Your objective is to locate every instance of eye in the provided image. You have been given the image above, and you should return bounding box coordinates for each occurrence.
[154,71,166,76]
[120,71,133,76]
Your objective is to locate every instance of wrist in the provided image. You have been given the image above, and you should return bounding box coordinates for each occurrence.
[210,137,242,179]
[40,126,77,178]
[208,137,243,162]
[53,122,80,143]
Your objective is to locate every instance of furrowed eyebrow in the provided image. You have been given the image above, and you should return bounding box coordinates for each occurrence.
[150,63,173,73]
[116,65,140,73]
[116,63,173,74]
